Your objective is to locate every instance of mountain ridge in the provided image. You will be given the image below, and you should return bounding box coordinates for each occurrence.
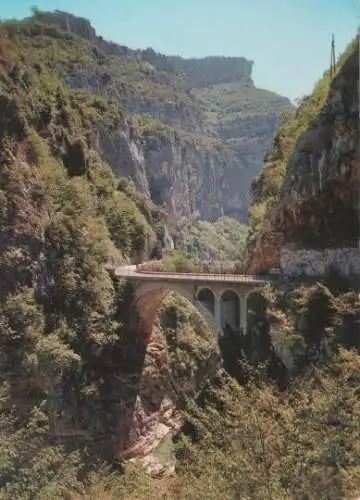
[29,10,255,88]
[8,8,294,223]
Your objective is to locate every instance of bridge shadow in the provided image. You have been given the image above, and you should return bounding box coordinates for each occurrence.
[218,291,288,390]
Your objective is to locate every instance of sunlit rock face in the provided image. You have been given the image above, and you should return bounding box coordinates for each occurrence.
[247,41,359,274]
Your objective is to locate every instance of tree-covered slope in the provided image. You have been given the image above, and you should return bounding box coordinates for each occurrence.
[0,18,219,497]
[0,16,175,260]
[3,275,360,499]
[173,215,249,262]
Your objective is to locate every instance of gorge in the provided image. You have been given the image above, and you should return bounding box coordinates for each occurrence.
[29,10,294,225]
[0,8,359,500]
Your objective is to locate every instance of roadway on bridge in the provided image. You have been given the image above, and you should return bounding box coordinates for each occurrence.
[114,265,271,285]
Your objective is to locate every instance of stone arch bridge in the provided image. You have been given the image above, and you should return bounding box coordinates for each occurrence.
[115,266,273,337]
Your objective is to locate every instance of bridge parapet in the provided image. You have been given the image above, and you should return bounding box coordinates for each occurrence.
[130,265,277,285]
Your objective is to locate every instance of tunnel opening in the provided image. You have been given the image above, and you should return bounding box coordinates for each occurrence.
[221,290,240,333]
[196,287,215,316]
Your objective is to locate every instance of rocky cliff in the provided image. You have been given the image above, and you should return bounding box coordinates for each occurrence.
[20,9,293,223]
[1,13,360,500]
[247,38,359,273]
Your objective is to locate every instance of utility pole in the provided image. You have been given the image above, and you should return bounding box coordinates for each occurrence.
[330,33,336,77]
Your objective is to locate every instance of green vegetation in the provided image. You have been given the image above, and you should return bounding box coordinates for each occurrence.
[166,280,360,500]
[4,277,359,499]
[1,8,295,226]
[193,82,293,145]
[141,217,249,273]
[174,350,360,499]
[0,18,160,263]
[142,250,202,273]
[3,242,360,500]
[0,9,193,149]
[194,83,291,122]
[176,216,249,262]
[128,114,178,141]
[141,220,249,275]
[0,19,164,498]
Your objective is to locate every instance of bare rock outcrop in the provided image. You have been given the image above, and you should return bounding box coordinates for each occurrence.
[247,40,359,273]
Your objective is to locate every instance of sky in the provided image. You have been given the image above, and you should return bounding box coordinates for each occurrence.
[1,0,358,101]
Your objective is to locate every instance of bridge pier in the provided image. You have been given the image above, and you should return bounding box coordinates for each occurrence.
[240,294,248,335]
[214,292,222,337]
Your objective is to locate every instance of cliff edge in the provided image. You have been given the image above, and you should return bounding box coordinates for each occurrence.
[246,38,359,273]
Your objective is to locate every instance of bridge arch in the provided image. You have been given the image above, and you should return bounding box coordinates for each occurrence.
[134,281,220,340]
[196,287,215,316]
[220,289,241,333]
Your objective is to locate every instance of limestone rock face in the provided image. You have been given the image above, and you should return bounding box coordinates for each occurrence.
[247,41,359,273]
[112,306,220,475]
[94,125,149,195]
[117,329,182,465]
[45,10,293,223]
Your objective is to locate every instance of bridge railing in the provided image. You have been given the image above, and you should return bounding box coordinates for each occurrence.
[134,264,281,283]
